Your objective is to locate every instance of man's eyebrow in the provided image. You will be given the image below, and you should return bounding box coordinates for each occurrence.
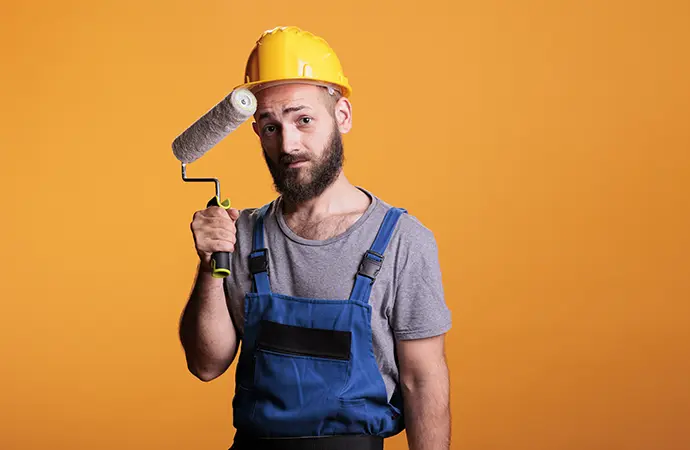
[283,105,309,114]
[258,105,311,121]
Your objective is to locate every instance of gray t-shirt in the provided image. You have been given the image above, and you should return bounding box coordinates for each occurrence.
[224,188,452,400]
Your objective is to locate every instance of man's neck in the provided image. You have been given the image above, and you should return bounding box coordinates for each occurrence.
[281,173,370,222]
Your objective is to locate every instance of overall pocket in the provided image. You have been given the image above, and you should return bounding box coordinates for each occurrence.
[252,320,352,411]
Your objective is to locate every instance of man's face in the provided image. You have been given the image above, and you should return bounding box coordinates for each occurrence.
[252,83,350,204]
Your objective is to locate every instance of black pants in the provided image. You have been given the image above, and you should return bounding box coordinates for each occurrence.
[230,433,384,450]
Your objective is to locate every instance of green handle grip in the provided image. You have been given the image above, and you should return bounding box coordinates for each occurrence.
[206,196,232,278]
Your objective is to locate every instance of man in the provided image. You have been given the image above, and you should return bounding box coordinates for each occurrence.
[179,26,452,450]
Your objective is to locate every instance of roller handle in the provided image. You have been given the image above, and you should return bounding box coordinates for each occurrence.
[206,196,232,279]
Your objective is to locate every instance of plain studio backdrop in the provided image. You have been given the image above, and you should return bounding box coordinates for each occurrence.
[1,1,688,449]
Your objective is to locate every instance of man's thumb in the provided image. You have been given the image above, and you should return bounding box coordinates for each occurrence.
[227,208,240,221]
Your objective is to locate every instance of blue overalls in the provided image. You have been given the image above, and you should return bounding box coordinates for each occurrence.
[230,202,407,448]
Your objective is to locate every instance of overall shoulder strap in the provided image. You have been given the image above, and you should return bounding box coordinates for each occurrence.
[349,207,408,303]
[250,202,272,295]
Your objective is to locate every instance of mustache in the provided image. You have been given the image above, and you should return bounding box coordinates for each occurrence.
[279,153,311,165]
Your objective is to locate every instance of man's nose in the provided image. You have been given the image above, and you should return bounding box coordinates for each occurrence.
[279,125,301,154]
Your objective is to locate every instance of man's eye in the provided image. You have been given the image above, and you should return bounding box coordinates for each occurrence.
[299,117,312,125]
[264,125,277,134]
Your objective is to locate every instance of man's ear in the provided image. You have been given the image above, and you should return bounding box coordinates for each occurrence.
[252,121,259,136]
[334,97,353,134]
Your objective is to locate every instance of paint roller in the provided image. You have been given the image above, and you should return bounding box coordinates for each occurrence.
[172,88,258,278]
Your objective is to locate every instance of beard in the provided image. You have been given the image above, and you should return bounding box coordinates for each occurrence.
[262,125,344,204]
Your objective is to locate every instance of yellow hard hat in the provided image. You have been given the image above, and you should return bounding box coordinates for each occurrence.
[235,26,352,98]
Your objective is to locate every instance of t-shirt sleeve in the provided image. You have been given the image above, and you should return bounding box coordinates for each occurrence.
[390,217,452,340]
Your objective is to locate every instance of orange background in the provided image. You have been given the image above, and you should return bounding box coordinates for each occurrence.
[1,0,689,449]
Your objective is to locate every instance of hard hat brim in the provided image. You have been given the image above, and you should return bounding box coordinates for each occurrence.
[234,78,351,98]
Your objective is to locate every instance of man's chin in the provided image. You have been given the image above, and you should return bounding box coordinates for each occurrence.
[284,172,312,185]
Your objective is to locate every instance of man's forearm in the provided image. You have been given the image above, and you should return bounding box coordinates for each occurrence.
[403,363,451,450]
[179,265,238,381]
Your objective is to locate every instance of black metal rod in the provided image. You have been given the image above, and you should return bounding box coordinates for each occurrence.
[181,163,220,199]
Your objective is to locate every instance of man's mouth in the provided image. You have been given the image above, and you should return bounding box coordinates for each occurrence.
[287,160,308,168]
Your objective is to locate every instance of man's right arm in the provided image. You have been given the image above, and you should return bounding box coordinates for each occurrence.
[179,206,241,382]
[179,265,238,381]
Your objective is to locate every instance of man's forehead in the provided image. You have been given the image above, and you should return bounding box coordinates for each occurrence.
[255,85,325,118]
[258,95,313,109]
[256,84,322,103]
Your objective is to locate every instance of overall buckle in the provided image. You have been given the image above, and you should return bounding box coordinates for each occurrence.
[249,249,269,275]
[358,250,384,284]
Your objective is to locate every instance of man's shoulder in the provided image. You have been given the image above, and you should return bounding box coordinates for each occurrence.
[370,194,437,248]
[234,199,278,228]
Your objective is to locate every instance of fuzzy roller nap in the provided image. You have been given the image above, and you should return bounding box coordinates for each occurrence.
[172,88,257,278]
[173,88,257,163]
